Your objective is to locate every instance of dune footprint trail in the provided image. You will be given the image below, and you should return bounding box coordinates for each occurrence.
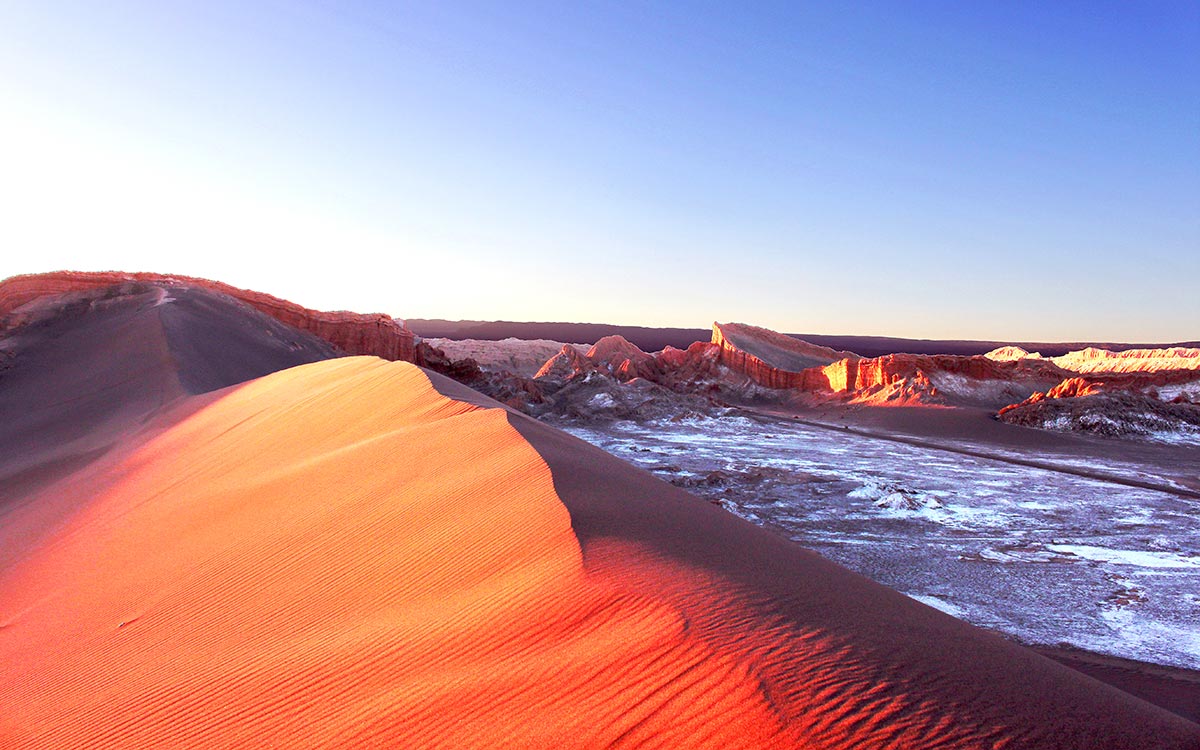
[2,357,1198,748]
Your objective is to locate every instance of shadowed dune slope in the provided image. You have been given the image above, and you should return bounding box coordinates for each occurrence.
[505,408,1200,746]
[0,284,337,541]
[1,323,1198,746]
[0,270,417,362]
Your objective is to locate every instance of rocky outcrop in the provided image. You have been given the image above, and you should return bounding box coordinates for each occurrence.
[816,353,1069,406]
[411,340,483,382]
[0,271,418,363]
[712,322,850,390]
[989,342,1200,375]
[655,342,726,389]
[984,346,1043,361]
[525,336,745,421]
[1042,377,1105,400]
[819,356,941,404]
[999,369,1200,416]
[997,388,1200,442]
[998,377,1104,413]
[711,320,1070,407]
[587,335,663,381]
[1052,346,1200,374]
[463,320,1200,436]
[535,344,598,380]
[711,318,1200,411]
[425,338,590,378]
[534,335,663,383]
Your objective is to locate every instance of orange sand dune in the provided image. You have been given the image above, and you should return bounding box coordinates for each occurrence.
[2,321,1199,745]
[1,359,792,747]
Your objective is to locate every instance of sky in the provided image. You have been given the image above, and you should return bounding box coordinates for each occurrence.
[1,1,1197,341]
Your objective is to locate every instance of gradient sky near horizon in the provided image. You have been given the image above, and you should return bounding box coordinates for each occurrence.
[1,2,1197,341]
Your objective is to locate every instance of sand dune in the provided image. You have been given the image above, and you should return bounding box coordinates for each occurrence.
[0,284,337,567]
[2,290,1198,747]
[2,358,784,747]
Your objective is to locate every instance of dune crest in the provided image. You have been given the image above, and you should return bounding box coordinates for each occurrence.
[0,359,790,747]
[1,356,1195,746]
[0,270,418,362]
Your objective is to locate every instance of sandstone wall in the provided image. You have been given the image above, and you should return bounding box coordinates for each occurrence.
[711,323,833,390]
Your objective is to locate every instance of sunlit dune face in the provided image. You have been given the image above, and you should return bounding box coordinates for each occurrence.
[0,359,792,747]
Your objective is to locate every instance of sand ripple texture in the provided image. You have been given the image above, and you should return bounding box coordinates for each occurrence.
[1,358,1196,748]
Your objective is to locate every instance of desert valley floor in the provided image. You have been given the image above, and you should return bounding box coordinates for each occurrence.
[563,412,1200,671]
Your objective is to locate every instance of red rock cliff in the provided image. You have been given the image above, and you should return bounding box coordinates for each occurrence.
[711,320,1073,406]
[998,369,1200,416]
[0,271,417,362]
[534,335,663,383]
[711,322,849,390]
[826,354,1004,392]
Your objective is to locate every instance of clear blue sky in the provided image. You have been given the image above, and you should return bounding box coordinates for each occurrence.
[1,1,1196,340]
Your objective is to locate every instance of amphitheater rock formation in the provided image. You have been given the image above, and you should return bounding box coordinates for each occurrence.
[711,322,1070,407]
[712,322,855,390]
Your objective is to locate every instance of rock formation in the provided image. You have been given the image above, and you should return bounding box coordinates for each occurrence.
[705,319,1200,415]
[995,367,1200,440]
[987,342,1200,375]
[655,341,726,389]
[585,335,664,381]
[0,271,560,420]
[535,335,664,384]
[710,322,1071,407]
[712,322,856,390]
[522,335,752,421]
[411,317,1200,438]
[822,353,1070,406]
[1001,370,1200,411]
[984,346,1044,361]
[998,387,1200,441]
[1050,346,1200,375]
[535,343,599,381]
[15,272,1191,441]
[425,337,590,378]
[1000,377,1105,411]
